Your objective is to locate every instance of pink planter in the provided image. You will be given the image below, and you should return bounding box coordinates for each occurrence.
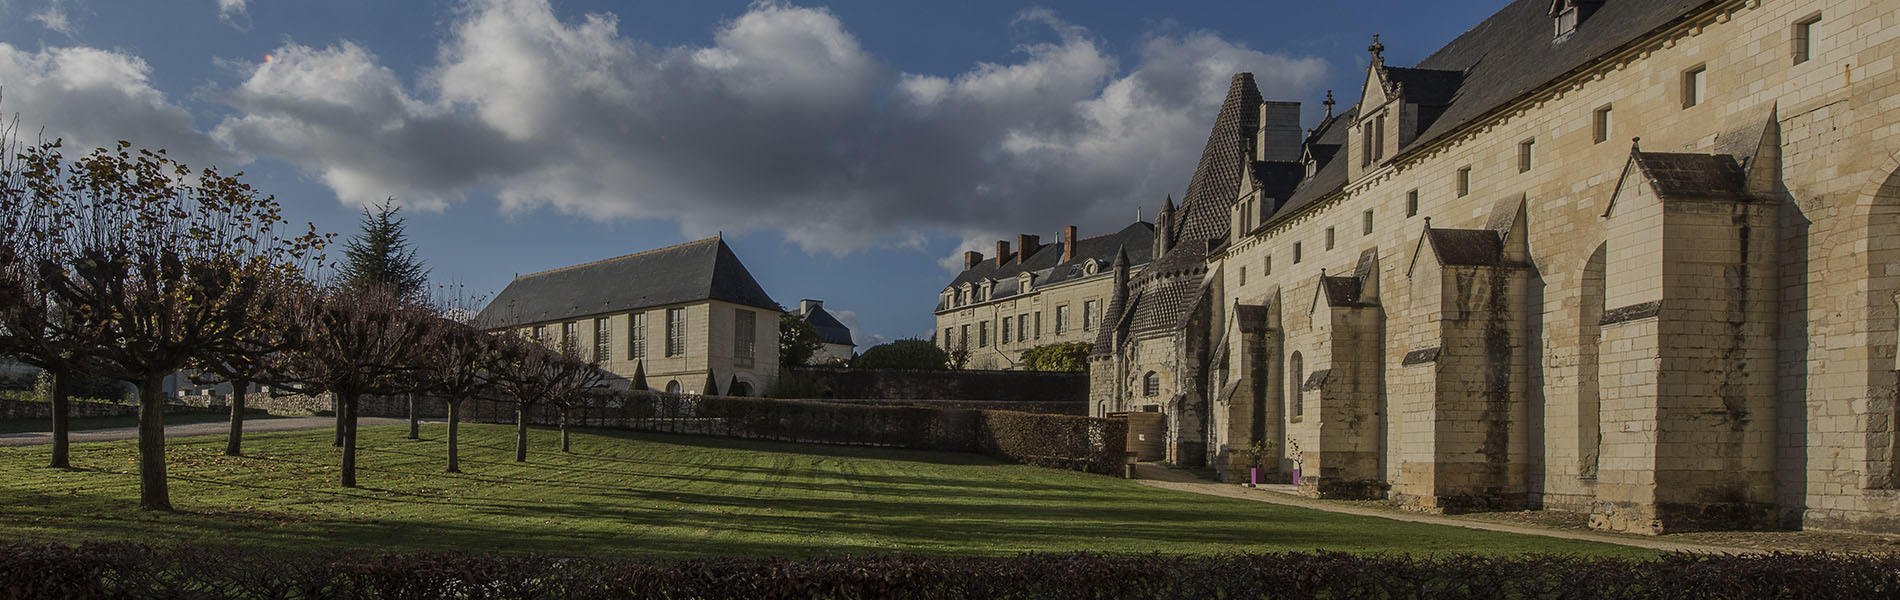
[1249,467,1260,486]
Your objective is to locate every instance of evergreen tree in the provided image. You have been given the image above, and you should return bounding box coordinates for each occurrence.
[629,360,649,391]
[336,198,428,299]
[701,370,720,395]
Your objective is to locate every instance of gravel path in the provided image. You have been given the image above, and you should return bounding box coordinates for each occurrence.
[0,416,421,447]
[1129,464,1762,555]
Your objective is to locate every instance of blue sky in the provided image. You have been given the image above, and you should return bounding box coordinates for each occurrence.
[0,0,1503,347]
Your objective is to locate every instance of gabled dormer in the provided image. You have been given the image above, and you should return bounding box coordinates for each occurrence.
[1550,0,1605,40]
[1347,35,1464,184]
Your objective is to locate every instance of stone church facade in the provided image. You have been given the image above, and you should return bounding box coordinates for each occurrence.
[1090,0,1900,535]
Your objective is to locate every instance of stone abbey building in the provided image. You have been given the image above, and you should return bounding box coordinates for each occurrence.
[1085,0,1900,535]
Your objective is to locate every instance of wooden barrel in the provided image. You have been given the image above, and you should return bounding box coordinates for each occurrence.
[1125,412,1165,461]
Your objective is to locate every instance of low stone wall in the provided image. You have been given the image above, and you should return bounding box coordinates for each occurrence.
[813,398,1086,416]
[0,398,224,420]
[782,367,1088,405]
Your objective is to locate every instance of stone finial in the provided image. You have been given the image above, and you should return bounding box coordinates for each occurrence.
[1322,90,1336,119]
[1368,34,1385,62]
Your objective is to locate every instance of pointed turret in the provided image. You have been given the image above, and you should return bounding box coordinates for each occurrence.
[1112,244,1131,299]
[1156,196,1177,255]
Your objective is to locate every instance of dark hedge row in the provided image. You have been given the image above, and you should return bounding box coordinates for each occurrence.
[2,543,1897,600]
[562,392,1128,475]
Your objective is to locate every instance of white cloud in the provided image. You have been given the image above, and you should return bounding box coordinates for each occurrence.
[30,0,75,37]
[205,0,1329,255]
[217,0,250,29]
[0,43,241,169]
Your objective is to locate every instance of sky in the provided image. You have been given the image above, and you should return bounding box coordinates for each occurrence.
[0,0,1505,347]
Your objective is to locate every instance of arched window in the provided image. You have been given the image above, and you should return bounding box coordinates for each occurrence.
[665,380,682,394]
[1142,372,1160,396]
[1289,352,1304,421]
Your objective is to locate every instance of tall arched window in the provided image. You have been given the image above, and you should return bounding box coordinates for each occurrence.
[1142,372,1160,396]
[1289,352,1304,421]
[665,380,682,394]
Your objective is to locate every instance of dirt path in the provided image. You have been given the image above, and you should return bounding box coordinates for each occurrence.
[0,416,422,447]
[1130,464,1761,555]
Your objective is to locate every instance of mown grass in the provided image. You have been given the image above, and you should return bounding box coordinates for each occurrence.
[0,424,1653,559]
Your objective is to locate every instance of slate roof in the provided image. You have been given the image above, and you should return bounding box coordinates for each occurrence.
[1270,0,1716,226]
[801,304,855,346]
[1125,73,1264,337]
[475,237,779,329]
[1426,228,1506,266]
[937,222,1154,312]
[1631,151,1748,200]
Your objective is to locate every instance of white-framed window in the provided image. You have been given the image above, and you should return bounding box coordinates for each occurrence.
[734,308,755,368]
[628,312,647,359]
[1055,305,1070,334]
[1681,65,1706,108]
[666,307,686,357]
[1017,313,1028,341]
[979,321,990,347]
[561,321,578,353]
[594,317,611,361]
[1033,312,1042,338]
[960,324,970,349]
[1002,316,1013,344]
[1083,299,1100,331]
[1592,105,1613,144]
[943,328,953,350]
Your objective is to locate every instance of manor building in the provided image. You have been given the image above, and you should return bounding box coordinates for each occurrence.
[936,223,1153,370]
[476,237,782,396]
[1088,0,1900,535]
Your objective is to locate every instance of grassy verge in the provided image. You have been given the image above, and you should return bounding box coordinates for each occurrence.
[0,424,1653,558]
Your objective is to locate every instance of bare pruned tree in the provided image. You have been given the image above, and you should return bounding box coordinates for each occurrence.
[12,139,324,510]
[274,284,435,488]
[417,318,500,473]
[487,333,607,461]
[189,270,305,457]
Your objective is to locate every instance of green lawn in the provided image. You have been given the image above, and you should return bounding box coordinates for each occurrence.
[0,424,1651,558]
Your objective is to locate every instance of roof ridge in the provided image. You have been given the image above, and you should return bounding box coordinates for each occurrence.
[516,236,720,279]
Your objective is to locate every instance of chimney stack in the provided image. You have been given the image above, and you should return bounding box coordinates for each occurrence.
[1062,226,1078,262]
[1257,102,1304,162]
[1017,234,1040,263]
[964,251,985,269]
[996,240,1011,266]
[800,299,822,316]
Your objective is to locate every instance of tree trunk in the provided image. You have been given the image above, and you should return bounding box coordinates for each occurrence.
[333,396,344,447]
[225,379,248,457]
[136,374,172,511]
[341,394,359,488]
[407,393,420,439]
[446,399,462,473]
[48,368,70,469]
[559,406,570,453]
[514,404,528,462]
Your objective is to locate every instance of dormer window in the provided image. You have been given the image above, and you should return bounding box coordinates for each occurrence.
[1551,0,1601,38]
[1019,272,1034,294]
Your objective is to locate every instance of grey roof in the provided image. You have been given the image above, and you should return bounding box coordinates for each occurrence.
[937,222,1153,311]
[1125,73,1264,337]
[1271,0,1715,226]
[1630,151,1748,200]
[1319,275,1372,307]
[475,237,779,329]
[802,304,855,346]
[1426,228,1506,266]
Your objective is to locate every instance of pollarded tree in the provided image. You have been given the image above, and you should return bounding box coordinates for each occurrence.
[416,319,501,473]
[20,140,325,510]
[274,284,437,487]
[189,270,305,457]
[545,346,609,454]
[488,334,607,461]
[0,123,102,470]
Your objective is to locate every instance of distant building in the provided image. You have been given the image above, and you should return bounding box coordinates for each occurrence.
[934,223,1153,370]
[475,237,780,396]
[794,299,855,365]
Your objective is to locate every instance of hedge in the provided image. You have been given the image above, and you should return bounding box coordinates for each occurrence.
[558,392,1128,475]
[3,543,1897,599]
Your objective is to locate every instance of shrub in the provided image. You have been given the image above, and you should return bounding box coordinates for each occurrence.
[2,543,1898,599]
[1019,343,1091,372]
[853,339,949,370]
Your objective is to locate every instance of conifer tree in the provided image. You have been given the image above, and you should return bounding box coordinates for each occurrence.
[629,360,648,391]
[336,198,428,300]
[701,370,719,395]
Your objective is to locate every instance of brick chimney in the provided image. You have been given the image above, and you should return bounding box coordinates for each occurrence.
[964,251,984,269]
[996,240,1011,266]
[1017,234,1040,263]
[1062,226,1078,262]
